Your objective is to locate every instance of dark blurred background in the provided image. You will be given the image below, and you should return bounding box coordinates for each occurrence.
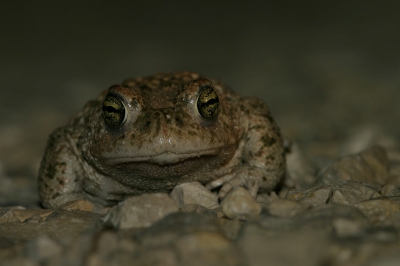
[1,1,400,178]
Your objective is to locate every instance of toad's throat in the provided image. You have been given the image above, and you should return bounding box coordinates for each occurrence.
[103,149,220,165]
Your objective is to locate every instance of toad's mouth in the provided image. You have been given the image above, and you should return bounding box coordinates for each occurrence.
[103,148,220,165]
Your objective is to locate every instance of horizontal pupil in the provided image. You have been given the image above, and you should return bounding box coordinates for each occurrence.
[103,105,122,113]
[205,98,217,105]
[102,95,126,127]
[199,98,218,109]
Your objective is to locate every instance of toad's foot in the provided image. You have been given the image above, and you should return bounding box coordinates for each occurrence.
[206,165,282,199]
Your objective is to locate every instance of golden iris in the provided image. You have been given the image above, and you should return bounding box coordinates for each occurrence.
[197,87,219,119]
[102,94,126,127]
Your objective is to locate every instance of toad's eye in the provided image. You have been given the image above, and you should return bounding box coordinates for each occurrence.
[197,86,219,119]
[102,94,126,127]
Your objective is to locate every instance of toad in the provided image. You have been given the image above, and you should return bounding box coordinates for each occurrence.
[38,72,285,208]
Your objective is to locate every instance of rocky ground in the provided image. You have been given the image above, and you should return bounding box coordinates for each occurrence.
[1,1,400,266]
[1,126,400,265]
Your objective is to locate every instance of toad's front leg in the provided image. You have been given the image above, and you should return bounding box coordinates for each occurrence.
[207,97,286,198]
[38,127,86,209]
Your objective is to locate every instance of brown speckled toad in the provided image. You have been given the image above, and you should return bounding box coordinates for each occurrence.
[38,72,285,208]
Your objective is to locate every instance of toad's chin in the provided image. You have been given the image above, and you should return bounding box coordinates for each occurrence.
[102,149,220,165]
[90,145,238,188]
[101,153,225,183]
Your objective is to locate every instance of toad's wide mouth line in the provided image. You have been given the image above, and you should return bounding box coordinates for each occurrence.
[102,149,220,165]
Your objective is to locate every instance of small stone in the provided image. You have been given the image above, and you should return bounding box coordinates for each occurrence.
[57,199,95,212]
[364,226,399,243]
[174,231,244,265]
[12,209,54,222]
[220,187,261,219]
[318,146,389,186]
[259,216,298,231]
[170,182,219,209]
[381,184,400,197]
[134,212,219,248]
[0,207,53,224]
[103,193,178,229]
[381,214,400,230]
[329,181,381,206]
[133,247,178,266]
[96,230,119,253]
[0,208,19,223]
[180,204,218,218]
[42,209,102,238]
[267,198,309,218]
[48,232,94,266]
[220,218,243,240]
[355,197,400,223]
[286,185,332,206]
[298,203,370,232]
[23,235,62,263]
[256,192,278,206]
[0,209,102,247]
[278,187,290,198]
[239,223,330,266]
[85,230,138,266]
[332,217,364,238]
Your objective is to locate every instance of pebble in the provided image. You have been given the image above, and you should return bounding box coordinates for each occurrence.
[134,212,219,247]
[23,235,62,263]
[0,208,20,223]
[103,193,178,229]
[0,209,101,248]
[14,209,53,223]
[86,230,138,266]
[220,187,261,219]
[48,233,94,266]
[381,184,400,197]
[132,247,178,266]
[180,204,220,219]
[318,146,389,186]
[286,185,332,206]
[266,198,309,218]
[364,226,399,243]
[57,199,95,212]
[170,181,219,209]
[0,208,54,224]
[219,218,243,240]
[295,203,370,232]
[174,231,244,266]
[256,192,278,206]
[239,223,330,266]
[332,217,365,238]
[329,181,381,206]
[354,197,400,223]
[57,199,110,215]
